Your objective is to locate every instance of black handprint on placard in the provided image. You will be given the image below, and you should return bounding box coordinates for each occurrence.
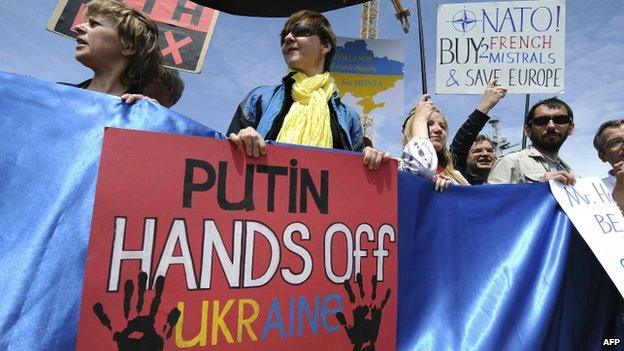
[93,272,181,351]
[336,273,391,351]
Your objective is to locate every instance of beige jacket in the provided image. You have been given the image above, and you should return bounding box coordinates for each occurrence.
[488,147,575,184]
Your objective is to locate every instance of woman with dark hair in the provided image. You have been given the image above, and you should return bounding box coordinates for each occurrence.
[227,10,389,170]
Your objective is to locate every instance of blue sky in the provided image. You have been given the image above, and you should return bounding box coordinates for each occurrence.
[1,0,622,177]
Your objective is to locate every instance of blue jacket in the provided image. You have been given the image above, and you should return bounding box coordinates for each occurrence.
[227,74,364,151]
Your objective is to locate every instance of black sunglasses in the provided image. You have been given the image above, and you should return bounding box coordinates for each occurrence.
[280,23,321,45]
[530,115,572,126]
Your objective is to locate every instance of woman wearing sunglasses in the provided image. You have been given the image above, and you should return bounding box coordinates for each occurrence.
[226,10,390,170]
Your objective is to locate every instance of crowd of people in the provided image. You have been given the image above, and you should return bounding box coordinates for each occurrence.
[66,0,624,210]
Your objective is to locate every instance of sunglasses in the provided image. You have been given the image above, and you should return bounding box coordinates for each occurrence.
[280,23,321,45]
[530,115,572,126]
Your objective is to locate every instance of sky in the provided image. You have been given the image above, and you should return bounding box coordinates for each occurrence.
[1,0,623,177]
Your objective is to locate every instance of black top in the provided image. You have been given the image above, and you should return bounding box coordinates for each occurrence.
[58,79,141,95]
[449,109,490,185]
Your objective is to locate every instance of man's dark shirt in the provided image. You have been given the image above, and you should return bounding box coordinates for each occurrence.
[449,109,490,185]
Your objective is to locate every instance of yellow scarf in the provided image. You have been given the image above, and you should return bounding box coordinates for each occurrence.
[276,71,335,148]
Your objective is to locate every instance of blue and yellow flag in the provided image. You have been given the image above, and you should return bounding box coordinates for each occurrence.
[0,72,621,350]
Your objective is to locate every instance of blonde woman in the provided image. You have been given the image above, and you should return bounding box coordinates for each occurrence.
[400,94,469,191]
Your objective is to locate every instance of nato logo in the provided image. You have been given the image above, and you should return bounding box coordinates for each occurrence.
[449,8,478,33]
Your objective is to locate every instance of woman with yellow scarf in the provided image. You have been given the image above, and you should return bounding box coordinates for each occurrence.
[227,10,390,170]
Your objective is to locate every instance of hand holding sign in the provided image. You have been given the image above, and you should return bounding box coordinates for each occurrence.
[410,94,437,121]
[92,272,180,351]
[541,170,576,185]
[362,146,392,170]
[228,126,268,158]
[405,94,437,140]
[611,161,624,210]
[477,79,507,114]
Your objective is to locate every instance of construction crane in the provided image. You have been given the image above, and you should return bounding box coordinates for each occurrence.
[390,0,411,33]
[358,0,379,141]
[359,0,411,142]
[360,0,380,39]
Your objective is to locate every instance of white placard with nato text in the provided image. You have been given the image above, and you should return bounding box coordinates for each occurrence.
[436,0,566,94]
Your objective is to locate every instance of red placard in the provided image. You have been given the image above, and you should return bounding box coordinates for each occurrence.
[76,128,398,350]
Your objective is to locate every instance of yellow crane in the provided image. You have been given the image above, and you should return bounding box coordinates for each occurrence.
[358,0,411,142]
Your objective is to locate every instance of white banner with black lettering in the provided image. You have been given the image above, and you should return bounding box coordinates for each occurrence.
[550,177,624,298]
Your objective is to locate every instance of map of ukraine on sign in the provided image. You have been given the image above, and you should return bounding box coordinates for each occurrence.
[331,37,405,117]
[75,128,398,351]
[47,0,218,73]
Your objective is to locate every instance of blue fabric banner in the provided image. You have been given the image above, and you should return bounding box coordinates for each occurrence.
[397,174,623,350]
[0,71,622,350]
[0,72,222,350]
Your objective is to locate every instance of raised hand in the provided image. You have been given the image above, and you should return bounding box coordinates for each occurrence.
[477,79,507,115]
[410,94,437,122]
[406,94,438,140]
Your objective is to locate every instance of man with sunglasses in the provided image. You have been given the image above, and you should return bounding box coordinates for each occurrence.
[488,97,576,184]
[594,119,624,209]
[226,10,390,170]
